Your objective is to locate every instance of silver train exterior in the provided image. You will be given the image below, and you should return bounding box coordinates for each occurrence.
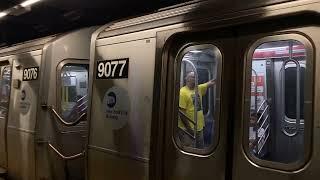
[0,0,320,179]
[87,0,320,180]
[0,27,95,179]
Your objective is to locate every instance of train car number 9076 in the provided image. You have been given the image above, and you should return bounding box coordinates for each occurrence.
[96,58,129,79]
[23,67,39,81]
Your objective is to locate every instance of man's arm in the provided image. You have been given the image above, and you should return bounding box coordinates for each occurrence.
[199,79,216,95]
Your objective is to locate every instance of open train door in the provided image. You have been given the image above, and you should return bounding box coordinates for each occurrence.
[156,2,320,180]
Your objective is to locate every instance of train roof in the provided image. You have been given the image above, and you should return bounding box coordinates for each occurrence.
[95,0,296,39]
[0,27,95,57]
[0,35,57,57]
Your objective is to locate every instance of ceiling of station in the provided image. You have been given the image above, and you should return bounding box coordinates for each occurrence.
[0,0,190,46]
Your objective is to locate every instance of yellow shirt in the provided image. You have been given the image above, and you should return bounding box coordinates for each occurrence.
[179,83,208,131]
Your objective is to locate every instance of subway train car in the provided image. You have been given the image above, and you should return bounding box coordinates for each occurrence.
[0,27,95,180]
[87,0,320,180]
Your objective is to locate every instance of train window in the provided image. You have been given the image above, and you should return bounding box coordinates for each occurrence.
[60,64,88,122]
[285,67,305,120]
[0,66,11,119]
[247,38,312,166]
[175,44,221,154]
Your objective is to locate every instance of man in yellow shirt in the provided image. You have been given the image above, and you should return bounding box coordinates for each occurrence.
[178,71,215,148]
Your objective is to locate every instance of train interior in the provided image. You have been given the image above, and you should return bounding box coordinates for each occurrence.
[60,64,88,122]
[249,40,306,163]
[178,46,219,150]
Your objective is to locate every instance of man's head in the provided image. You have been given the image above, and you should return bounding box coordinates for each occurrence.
[185,71,195,89]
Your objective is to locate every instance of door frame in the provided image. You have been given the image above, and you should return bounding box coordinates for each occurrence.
[152,27,237,180]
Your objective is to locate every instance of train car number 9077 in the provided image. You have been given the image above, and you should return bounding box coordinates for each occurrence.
[96,58,129,79]
[23,67,39,81]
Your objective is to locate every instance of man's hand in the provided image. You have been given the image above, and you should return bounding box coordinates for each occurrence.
[207,79,216,87]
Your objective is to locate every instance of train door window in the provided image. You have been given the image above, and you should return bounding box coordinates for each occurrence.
[60,64,89,122]
[174,44,221,154]
[246,36,313,168]
[0,66,11,119]
[285,66,305,120]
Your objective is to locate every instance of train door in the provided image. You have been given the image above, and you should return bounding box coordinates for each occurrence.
[157,29,235,180]
[233,26,318,179]
[41,59,89,180]
[0,62,11,178]
[158,25,319,180]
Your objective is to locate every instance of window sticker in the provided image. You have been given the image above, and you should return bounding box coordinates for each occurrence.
[102,86,130,130]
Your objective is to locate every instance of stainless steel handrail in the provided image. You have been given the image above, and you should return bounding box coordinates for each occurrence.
[257,99,267,113]
[257,114,270,154]
[77,94,87,103]
[77,101,87,109]
[258,114,269,132]
[179,128,196,140]
[250,72,270,154]
[80,106,88,113]
[257,105,269,124]
[48,143,85,160]
[179,110,196,125]
[181,59,199,146]
[179,110,196,139]
[255,103,270,154]
[281,41,301,137]
[49,106,86,127]
[258,125,270,155]
[0,106,8,111]
[257,124,270,147]
[250,80,269,154]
